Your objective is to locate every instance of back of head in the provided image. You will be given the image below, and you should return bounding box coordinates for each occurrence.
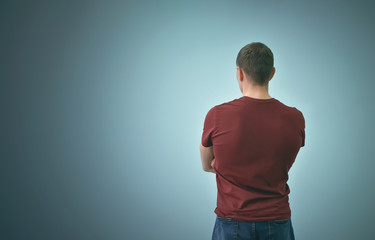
[236,42,274,86]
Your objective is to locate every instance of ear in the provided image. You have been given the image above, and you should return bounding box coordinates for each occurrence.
[237,67,244,82]
[269,67,276,81]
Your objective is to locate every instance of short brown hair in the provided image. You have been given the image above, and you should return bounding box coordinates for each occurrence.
[236,42,274,86]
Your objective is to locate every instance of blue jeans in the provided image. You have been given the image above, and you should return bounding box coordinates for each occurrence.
[212,215,295,240]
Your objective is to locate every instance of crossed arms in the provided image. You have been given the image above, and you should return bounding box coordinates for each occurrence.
[199,144,216,174]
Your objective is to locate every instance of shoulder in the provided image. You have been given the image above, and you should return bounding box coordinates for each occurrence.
[275,99,305,124]
[215,97,244,109]
[204,105,218,121]
[204,98,241,120]
[293,107,304,118]
[293,107,305,127]
[276,100,303,115]
[287,105,305,127]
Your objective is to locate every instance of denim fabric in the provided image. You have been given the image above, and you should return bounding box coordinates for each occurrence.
[212,215,295,240]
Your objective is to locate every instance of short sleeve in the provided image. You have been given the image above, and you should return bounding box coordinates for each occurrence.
[201,106,216,147]
[298,110,305,147]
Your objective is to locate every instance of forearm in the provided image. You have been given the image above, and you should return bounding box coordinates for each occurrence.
[204,158,217,174]
[200,144,216,173]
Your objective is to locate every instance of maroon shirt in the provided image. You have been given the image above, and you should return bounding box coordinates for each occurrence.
[201,96,305,222]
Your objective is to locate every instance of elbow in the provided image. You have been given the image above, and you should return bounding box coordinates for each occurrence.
[202,166,210,172]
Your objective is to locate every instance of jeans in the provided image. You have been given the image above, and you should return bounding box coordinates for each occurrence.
[212,215,295,240]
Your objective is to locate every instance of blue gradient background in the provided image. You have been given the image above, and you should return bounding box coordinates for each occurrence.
[1,1,375,239]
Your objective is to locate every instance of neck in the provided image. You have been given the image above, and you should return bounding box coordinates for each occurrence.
[242,83,271,99]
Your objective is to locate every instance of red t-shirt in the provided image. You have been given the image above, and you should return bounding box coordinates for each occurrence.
[201,96,305,222]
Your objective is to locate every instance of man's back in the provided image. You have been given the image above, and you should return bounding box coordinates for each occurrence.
[201,95,305,221]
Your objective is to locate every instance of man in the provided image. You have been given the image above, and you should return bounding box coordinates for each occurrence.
[200,42,305,240]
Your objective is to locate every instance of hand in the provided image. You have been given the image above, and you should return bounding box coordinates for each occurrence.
[211,158,216,169]
[207,158,216,174]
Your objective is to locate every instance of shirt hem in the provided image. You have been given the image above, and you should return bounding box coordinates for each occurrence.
[214,207,291,222]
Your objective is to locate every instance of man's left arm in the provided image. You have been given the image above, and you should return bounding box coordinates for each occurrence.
[200,144,216,173]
